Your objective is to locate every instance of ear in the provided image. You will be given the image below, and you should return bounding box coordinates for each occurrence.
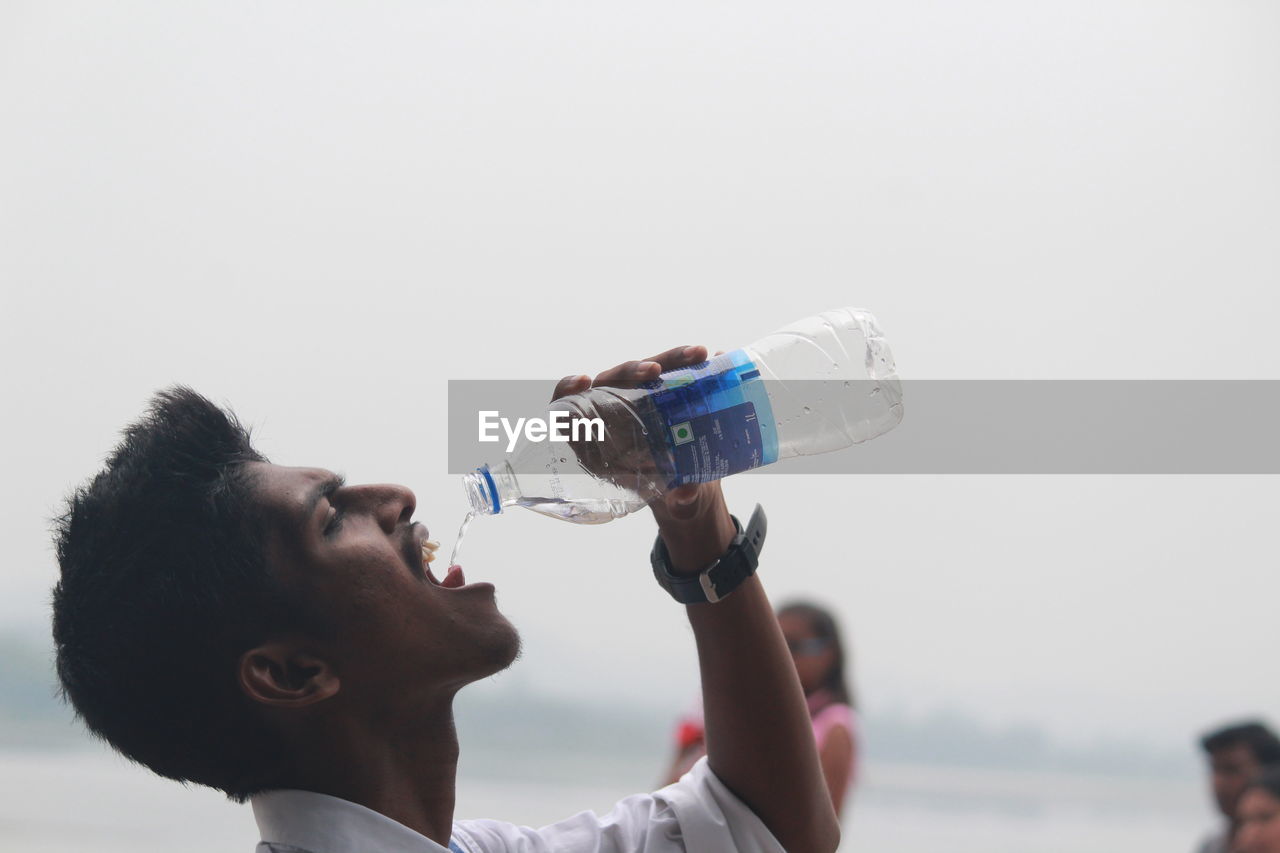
[238,641,340,709]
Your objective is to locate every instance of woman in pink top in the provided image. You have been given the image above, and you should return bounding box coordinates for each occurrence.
[664,601,860,818]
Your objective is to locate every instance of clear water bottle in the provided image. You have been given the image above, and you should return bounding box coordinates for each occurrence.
[462,307,903,524]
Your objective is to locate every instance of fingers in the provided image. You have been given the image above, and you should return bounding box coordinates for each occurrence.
[667,483,702,506]
[650,480,727,527]
[643,345,709,372]
[592,359,662,389]
[591,345,710,389]
[554,345,713,399]
[550,373,592,402]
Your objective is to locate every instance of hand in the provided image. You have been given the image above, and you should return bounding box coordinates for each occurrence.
[550,345,738,573]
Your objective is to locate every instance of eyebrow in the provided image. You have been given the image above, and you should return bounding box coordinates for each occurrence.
[302,473,346,529]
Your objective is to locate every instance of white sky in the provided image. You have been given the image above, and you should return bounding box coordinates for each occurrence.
[2,0,1277,751]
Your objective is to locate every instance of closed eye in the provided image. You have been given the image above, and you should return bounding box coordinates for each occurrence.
[323,504,345,537]
[317,476,346,537]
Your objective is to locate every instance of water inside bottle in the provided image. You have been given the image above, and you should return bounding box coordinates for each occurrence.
[515,497,626,524]
[448,498,621,567]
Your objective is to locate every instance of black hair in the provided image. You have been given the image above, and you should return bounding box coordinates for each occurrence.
[777,600,855,709]
[1200,721,1280,766]
[1244,766,1280,802]
[52,386,292,801]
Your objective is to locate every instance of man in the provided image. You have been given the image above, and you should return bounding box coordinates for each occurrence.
[51,345,840,853]
[1196,720,1280,853]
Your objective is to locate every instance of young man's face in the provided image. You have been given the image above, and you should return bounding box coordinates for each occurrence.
[1210,742,1263,819]
[248,463,519,714]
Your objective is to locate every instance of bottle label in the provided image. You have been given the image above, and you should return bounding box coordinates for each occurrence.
[643,349,779,486]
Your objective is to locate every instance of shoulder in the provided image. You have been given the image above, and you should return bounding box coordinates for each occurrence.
[451,794,671,853]
[812,702,857,741]
[812,701,855,725]
[450,759,784,853]
[450,818,548,853]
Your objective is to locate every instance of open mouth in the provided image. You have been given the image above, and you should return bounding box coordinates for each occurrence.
[419,537,467,589]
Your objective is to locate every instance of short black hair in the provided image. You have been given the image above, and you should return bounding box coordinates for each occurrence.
[1200,721,1280,765]
[52,387,292,801]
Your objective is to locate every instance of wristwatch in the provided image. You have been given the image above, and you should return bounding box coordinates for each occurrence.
[650,504,767,604]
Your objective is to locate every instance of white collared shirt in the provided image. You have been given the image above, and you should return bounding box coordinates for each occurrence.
[252,757,782,853]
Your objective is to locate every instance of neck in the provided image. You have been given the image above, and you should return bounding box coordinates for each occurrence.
[283,695,461,845]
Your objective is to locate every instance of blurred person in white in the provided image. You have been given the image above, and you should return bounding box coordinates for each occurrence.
[49,346,839,853]
[1236,768,1280,853]
[664,601,859,818]
[1196,721,1280,853]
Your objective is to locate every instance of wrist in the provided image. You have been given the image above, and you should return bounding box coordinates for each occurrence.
[657,508,737,575]
[651,505,767,604]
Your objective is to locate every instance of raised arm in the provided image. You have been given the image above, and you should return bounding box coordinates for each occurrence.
[654,482,840,852]
[556,346,840,853]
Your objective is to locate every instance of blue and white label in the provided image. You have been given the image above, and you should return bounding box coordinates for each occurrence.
[645,349,779,486]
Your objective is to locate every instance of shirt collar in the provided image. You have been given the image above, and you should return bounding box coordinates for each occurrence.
[252,788,451,853]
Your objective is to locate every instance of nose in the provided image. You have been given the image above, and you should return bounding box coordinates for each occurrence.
[345,483,416,533]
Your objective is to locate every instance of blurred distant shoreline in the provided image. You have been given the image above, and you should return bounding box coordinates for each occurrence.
[1,634,1196,782]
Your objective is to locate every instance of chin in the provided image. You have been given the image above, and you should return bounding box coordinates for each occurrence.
[473,616,522,679]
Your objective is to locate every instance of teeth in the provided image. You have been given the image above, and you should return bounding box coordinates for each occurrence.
[421,540,440,564]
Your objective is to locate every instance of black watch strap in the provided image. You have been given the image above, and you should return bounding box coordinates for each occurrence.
[650,504,767,604]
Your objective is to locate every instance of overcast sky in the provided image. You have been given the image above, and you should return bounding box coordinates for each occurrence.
[2,0,1277,752]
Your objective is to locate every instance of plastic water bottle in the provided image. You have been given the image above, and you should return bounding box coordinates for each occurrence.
[461,307,903,524]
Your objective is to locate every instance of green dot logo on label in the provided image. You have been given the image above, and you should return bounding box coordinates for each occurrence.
[672,422,694,446]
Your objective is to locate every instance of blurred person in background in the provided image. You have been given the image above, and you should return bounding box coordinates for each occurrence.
[1195,721,1280,853]
[1236,768,1280,853]
[665,600,859,818]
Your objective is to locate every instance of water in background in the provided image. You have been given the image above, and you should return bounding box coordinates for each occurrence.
[0,743,1212,853]
[0,638,1214,851]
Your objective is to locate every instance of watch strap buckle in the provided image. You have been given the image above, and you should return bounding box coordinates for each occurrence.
[698,566,725,604]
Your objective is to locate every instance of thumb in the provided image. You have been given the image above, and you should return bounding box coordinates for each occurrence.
[668,484,701,505]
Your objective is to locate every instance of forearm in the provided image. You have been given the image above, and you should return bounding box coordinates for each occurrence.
[686,578,839,852]
[660,510,840,853]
